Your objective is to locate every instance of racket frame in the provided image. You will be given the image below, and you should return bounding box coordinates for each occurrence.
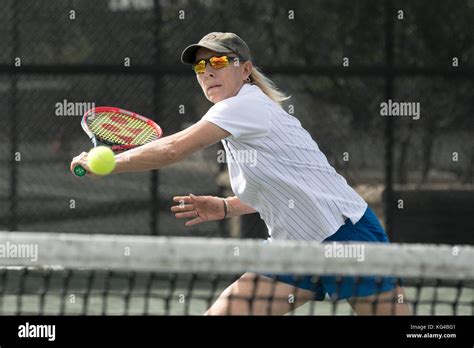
[81,106,163,152]
[73,106,162,177]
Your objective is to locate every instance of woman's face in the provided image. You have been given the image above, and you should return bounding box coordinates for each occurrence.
[195,47,252,104]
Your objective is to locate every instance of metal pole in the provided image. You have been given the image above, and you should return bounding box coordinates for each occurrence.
[150,0,161,235]
[384,0,395,238]
[8,0,19,231]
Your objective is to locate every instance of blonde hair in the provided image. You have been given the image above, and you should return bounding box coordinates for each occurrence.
[248,66,290,107]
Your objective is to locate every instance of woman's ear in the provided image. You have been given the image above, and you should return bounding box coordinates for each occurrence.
[244,61,253,79]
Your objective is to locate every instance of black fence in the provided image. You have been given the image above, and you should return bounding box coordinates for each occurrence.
[0,0,472,242]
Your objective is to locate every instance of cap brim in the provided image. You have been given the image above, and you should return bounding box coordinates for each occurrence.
[180,42,232,64]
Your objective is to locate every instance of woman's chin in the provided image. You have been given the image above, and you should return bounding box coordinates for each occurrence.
[208,94,223,103]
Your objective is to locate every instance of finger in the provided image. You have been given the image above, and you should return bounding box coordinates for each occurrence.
[172,198,191,206]
[173,196,192,203]
[189,194,207,203]
[175,211,199,219]
[70,159,88,170]
[170,204,195,213]
[70,161,90,176]
[73,152,88,162]
[73,151,88,159]
[70,161,88,174]
[185,217,202,227]
[70,152,89,172]
[170,203,195,211]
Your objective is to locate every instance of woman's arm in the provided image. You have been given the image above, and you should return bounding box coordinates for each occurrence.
[225,196,257,217]
[171,194,257,227]
[113,120,230,174]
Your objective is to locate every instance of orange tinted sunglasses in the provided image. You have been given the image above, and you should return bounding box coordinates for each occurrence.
[192,55,242,74]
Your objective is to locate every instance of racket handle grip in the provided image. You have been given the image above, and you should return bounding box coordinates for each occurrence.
[73,165,87,177]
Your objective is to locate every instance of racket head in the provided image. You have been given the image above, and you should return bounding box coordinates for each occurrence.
[81,106,163,153]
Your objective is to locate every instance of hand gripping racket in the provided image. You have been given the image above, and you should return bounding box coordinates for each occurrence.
[73,106,163,177]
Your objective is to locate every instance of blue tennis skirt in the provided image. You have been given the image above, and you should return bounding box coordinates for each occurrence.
[264,207,400,301]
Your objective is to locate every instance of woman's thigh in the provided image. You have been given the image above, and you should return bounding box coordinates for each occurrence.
[347,286,412,315]
[205,272,316,315]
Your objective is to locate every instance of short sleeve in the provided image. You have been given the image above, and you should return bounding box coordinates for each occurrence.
[201,88,272,140]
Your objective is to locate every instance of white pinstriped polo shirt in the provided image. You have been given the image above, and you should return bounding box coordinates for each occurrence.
[202,84,367,241]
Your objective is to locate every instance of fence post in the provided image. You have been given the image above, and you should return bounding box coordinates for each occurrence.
[150,0,162,235]
[384,0,394,239]
[8,0,19,231]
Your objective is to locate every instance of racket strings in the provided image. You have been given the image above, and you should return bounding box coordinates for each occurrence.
[87,112,158,145]
[90,112,138,143]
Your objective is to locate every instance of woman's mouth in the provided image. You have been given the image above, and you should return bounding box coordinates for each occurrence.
[207,84,222,92]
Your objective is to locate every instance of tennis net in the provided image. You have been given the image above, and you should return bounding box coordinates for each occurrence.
[0,232,472,315]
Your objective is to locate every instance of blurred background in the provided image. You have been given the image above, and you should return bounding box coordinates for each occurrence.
[0,0,472,243]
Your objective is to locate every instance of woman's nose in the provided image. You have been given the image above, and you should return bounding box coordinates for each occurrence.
[202,67,215,78]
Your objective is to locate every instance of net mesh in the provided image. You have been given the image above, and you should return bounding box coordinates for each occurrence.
[0,232,472,315]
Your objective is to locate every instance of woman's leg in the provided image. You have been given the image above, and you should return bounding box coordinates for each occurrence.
[206,273,412,315]
[205,272,316,315]
[347,286,412,315]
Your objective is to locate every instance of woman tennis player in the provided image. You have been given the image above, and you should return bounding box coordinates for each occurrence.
[71,32,411,315]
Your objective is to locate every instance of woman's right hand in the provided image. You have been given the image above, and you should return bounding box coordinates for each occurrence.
[70,151,102,179]
[171,194,226,227]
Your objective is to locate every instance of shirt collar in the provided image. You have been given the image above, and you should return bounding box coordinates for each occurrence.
[237,83,254,96]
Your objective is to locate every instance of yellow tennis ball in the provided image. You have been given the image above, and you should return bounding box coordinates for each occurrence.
[87,146,116,176]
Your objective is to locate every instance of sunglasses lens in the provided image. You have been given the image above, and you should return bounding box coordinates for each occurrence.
[193,56,232,74]
[193,60,206,74]
[210,56,230,69]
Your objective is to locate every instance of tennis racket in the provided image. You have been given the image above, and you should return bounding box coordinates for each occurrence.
[73,106,163,177]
